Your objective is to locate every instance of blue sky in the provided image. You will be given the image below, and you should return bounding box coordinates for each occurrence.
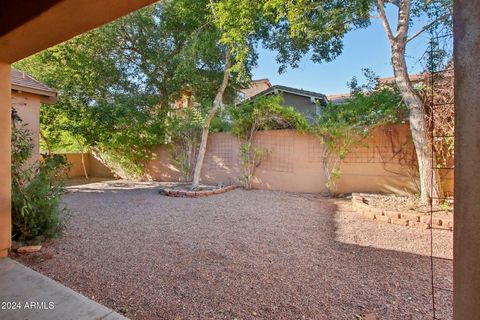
[252,6,433,95]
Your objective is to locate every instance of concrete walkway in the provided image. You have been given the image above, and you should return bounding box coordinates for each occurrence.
[0,258,127,320]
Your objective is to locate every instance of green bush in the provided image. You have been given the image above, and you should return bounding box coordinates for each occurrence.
[11,112,69,242]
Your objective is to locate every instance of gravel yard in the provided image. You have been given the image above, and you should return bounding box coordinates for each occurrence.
[13,180,453,320]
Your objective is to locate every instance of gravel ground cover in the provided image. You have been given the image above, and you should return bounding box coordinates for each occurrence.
[13,180,453,320]
[359,193,453,216]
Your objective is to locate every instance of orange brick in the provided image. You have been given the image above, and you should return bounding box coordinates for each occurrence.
[408,221,431,229]
[384,211,401,219]
[375,215,391,223]
[369,207,384,215]
[362,211,376,220]
[390,218,408,226]
[401,213,420,222]
[443,219,454,230]
[420,216,434,224]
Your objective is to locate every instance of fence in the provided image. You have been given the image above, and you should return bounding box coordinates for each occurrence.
[61,124,453,195]
[145,124,453,195]
[61,153,115,179]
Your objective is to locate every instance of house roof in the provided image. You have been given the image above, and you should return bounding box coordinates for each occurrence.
[11,69,57,104]
[249,84,327,102]
[250,78,272,87]
[378,73,428,84]
[327,93,351,104]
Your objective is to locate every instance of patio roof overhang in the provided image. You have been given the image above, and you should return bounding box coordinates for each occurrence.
[0,0,158,63]
[0,0,158,260]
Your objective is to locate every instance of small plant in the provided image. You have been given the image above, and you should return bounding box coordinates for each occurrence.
[239,142,270,189]
[230,95,308,189]
[11,111,70,242]
[310,82,408,195]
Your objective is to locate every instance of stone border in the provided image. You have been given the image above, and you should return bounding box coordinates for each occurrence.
[352,193,453,231]
[159,185,239,198]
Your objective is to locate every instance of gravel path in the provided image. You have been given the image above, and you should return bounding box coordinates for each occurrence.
[13,180,453,320]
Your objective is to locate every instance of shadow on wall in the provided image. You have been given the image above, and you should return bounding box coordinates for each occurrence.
[61,153,115,179]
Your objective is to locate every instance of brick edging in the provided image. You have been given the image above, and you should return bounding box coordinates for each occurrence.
[351,193,453,231]
[160,185,239,198]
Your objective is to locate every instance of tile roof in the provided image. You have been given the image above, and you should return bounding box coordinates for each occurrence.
[11,69,56,96]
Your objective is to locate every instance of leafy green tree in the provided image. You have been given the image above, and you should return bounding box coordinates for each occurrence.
[262,0,452,203]
[189,0,270,189]
[14,0,230,179]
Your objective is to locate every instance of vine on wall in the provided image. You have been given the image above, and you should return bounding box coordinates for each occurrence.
[229,95,309,189]
[310,88,408,194]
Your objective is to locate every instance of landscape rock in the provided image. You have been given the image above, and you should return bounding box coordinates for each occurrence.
[17,245,42,254]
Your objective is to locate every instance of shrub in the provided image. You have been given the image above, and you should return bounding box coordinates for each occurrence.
[229,95,308,188]
[11,112,69,242]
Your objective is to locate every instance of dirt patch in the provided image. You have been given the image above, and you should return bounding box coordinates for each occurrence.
[12,181,452,320]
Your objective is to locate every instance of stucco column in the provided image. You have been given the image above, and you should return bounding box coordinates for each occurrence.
[453,1,480,319]
[0,62,11,258]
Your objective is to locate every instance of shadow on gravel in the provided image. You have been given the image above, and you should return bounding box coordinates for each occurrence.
[13,186,452,320]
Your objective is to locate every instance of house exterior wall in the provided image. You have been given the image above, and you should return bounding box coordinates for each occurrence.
[281,92,318,122]
[0,62,11,258]
[240,80,271,100]
[11,92,41,167]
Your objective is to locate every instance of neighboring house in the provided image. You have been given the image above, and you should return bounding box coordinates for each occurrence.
[11,69,57,165]
[327,73,428,105]
[377,73,428,89]
[238,78,272,101]
[327,93,351,105]
[244,83,328,122]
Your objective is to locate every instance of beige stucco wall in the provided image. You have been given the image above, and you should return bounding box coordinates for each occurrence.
[62,153,115,179]
[11,92,41,168]
[0,62,11,257]
[145,125,453,195]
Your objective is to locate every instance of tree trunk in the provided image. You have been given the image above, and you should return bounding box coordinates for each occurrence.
[378,0,442,204]
[39,130,51,155]
[90,147,126,179]
[392,47,442,203]
[190,49,232,189]
[80,152,89,179]
[75,138,89,179]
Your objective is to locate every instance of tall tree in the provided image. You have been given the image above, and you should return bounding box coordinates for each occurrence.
[264,0,452,203]
[190,0,267,189]
[15,0,229,178]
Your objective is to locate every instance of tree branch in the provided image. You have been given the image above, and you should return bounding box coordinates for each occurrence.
[395,0,411,42]
[406,13,450,43]
[377,0,395,44]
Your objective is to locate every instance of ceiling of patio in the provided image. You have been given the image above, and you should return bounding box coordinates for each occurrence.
[0,0,158,63]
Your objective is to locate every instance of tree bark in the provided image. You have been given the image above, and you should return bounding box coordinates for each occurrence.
[39,130,51,155]
[90,147,126,179]
[190,48,232,189]
[75,137,89,179]
[378,0,442,203]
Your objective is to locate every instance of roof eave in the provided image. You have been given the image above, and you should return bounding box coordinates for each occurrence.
[11,84,58,104]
